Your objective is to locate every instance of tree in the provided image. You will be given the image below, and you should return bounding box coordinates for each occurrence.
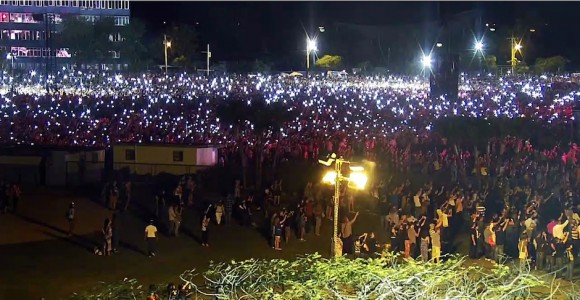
[75,254,569,299]
[534,56,569,74]
[168,23,198,69]
[119,18,149,72]
[253,59,272,73]
[57,16,118,71]
[484,55,497,72]
[315,55,343,70]
[56,17,96,68]
[92,17,116,69]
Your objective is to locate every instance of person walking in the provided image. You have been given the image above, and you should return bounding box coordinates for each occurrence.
[201,215,210,247]
[145,220,158,257]
[66,202,75,237]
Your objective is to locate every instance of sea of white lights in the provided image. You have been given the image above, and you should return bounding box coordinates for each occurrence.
[0,72,578,147]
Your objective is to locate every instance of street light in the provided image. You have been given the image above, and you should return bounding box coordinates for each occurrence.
[474,41,484,52]
[319,153,368,257]
[306,38,318,70]
[163,34,172,76]
[473,39,485,73]
[421,54,432,69]
[509,37,523,73]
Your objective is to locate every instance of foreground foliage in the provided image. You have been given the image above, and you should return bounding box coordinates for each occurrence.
[72,253,575,299]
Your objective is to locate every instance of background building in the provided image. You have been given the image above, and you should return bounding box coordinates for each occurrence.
[0,0,130,70]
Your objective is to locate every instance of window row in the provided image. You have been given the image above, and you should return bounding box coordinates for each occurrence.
[0,29,52,41]
[0,1,129,10]
[80,15,129,26]
[9,46,71,58]
[124,150,185,162]
[0,12,62,24]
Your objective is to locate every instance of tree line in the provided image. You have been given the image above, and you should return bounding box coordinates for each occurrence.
[56,16,571,74]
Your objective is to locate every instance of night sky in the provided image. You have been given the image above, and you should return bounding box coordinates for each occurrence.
[131,1,580,66]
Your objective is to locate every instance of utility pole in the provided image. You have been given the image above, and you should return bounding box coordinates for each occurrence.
[163,34,171,76]
[202,44,211,77]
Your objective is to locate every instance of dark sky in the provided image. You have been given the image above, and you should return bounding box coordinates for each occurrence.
[131,1,580,67]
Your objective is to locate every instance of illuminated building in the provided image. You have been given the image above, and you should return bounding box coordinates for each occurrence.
[0,0,130,70]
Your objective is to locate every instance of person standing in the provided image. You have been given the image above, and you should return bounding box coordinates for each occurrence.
[11,183,21,212]
[145,220,158,257]
[470,224,480,259]
[419,224,430,262]
[174,204,182,237]
[224,195,234,225]
[168,203,177,237]
[102,218,113,256]
[66,202,75,237]
[215,201,224,225]
[430,224,441,263]
[518,233,529,270]
[201,215,210,247]
[494,219,508,263]
[123,180,132,211]
[313,201,323,236]
[340,212,359,255]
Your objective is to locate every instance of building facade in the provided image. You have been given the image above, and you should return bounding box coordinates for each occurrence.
[0,0,130,70]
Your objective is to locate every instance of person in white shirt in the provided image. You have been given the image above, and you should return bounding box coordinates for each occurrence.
[145,220,158,257]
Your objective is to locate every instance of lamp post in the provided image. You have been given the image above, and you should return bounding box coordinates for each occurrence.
[306,38,317,70]
[320,153,368,257]
[163,34,171,76]
[474,40,484,73]
[509,37,522,74]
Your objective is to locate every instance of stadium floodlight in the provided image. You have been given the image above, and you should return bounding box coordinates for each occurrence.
[515,43,522,51]
[421,55,432,69]
[474,41,484,51]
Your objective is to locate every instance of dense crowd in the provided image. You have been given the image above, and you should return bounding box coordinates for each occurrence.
[4,72,580,289]
[0,73,578,150]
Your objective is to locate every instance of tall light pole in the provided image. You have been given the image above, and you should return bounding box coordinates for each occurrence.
[509,36,522,74]
[474,39,484,73]
[306,38,317,70]
[320,154,368,257]
[202,44,211,77]
[163,34,171,76]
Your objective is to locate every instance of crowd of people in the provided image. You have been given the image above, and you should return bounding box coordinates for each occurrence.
[0,73,578,150]
[3,72,580,285]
